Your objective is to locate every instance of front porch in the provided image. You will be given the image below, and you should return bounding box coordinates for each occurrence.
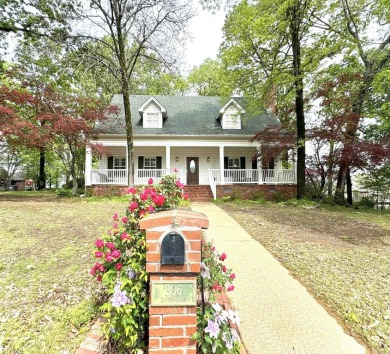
[87,168,296,200]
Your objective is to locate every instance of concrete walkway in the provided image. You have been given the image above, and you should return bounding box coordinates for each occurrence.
[191,203,367,354]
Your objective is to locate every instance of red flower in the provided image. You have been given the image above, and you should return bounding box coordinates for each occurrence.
[148,205,155,213]
[129,202,138,212]
[222,265,227,273]
[183,194,189,200]
[148,178,153,185]
[139,209,146,217]
[111,250,121,258]
[227,285,235,292]
[113,213,119,221]
[122,217,128,224]
[219,253,227,261]
[153,194,166,206]
[95,239,104,248]
[140,193,148,201]
[90,267,97,275]
[96,275,102,282]
[115,263,123,271]
[230,273,236,280]
[98,264,104,272]
[94,251,103,258]
[128,187,136,194]
[106,242,115,250]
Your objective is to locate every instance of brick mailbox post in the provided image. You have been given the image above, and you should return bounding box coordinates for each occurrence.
[139,209,209,354]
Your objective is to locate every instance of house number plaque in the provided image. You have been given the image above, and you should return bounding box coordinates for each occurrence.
[150,280,196,306]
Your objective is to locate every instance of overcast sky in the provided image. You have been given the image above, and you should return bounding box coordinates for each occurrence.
[184,8,225,72]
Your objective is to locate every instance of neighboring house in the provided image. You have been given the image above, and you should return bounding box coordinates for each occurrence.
[85,95,297,201]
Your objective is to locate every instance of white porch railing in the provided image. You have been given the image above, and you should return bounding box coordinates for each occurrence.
[210,169,296,184]
[208,169,217,200]
[90,169,183,185]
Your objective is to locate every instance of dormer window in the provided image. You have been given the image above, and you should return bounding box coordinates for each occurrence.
[217,98,245,130]
[145,112,159,127]
[138,96,167,129]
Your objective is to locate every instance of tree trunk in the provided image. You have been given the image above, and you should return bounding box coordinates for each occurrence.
[346,167,353,205]
[38,147,46,190]
[290,5,306,199]
[327,140,335,197]
[334,162,347,204]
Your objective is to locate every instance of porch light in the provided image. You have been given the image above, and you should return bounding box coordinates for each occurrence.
[176,156,179,162]
[207,156,210,162]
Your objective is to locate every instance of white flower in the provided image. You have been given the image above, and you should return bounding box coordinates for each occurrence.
[212,303,223,313]
[200,262,211,279]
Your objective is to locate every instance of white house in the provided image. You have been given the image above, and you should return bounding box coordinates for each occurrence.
[85,95,296,200]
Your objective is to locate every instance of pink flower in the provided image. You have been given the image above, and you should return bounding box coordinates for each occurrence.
[94,251,103,258]
[140,193,148,201]
[95,239,104,248]
[139,209,146,218]
[90,267,96,276]
[153,194,166,206]
[121,232,130,241]
[219,253,227,261]
[173,168,178,172]
[175,180,184,188]
[106,242,115,250]
[183,194,189,200]
[222,265,227,273]
[115,263,123,271]
[148,178,153,185]
[113,213,119,221]
[97,275,102,282]
[148,205,155,213]
[128,187,136,194]
[98,264,105,272]
[122,217,128,224]
[105,254,114,262]
[230,273,236,280]
[211,246,216,252]
[227,285,235,292]
[129,202,138,212]
[111,250,121,258]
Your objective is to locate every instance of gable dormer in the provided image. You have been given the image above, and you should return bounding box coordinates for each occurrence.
[138,97,167,129]
[218,98,245,130]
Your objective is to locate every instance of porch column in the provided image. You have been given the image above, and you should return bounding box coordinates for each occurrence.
[85,146,92,186]
[257,145,262,185]
[292,149,297,183]
[126,144,129,184]
[166,145,171,171]
[219,145,225,184]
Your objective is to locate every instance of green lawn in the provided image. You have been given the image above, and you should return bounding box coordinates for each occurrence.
[219,200,390,353]
[0,191,127,353]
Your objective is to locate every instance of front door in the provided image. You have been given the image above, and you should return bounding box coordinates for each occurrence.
[186,157,199,185]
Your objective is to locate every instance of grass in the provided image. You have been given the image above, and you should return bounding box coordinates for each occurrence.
[219,200,390,353]
[0,191,126,353]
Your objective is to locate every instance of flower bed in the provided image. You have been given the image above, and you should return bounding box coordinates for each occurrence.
[88,175,242,353]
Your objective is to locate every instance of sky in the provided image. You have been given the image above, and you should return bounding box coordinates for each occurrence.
[184,8,226,71]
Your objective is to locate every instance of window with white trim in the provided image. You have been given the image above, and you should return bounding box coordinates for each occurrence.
[144,157,157,169]
[114,157,126,169]
[228,158,240,169]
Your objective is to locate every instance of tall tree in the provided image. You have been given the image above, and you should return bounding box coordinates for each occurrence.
[73,0,194,186]
[219,0,331,199]
[326,0,390,204]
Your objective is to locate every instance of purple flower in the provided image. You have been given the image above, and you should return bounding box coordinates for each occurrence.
[200,262,210,279]
[205,320,220,339]
[127,267,136,279]
[222,332,234,350]
[111,283,132,308]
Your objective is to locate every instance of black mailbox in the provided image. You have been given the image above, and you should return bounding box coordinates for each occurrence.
[161,232,185,265]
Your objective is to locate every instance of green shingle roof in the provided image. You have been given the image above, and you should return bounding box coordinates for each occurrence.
[99,94,279,136]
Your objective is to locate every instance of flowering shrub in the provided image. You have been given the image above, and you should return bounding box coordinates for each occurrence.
[90,174,187,352]
[194,241,240,353]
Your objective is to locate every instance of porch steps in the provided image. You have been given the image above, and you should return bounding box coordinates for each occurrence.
[183,185,214,202]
